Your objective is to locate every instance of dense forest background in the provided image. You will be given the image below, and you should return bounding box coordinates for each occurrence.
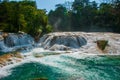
[0,0,52,40]
[48,0,120,33]
[0,0,120,38]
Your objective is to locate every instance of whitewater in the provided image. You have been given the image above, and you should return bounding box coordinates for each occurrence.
[0,32,120,80]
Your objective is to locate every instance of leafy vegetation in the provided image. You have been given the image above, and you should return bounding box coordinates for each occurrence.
[48,0,120,33]
[0,0,53,39]
[0,0,119,38]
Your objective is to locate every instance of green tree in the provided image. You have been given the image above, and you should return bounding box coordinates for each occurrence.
[0,0,52,39]
[48,5,70,31]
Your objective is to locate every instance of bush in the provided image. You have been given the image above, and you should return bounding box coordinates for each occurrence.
[45,25,53,33]
[97,40,108,50]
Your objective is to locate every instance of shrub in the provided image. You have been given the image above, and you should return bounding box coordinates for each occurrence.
[45,25,53,33]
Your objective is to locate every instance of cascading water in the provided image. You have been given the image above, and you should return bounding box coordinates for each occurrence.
[0,32,120,80]
[0,32,34,53]
[0,39,8,52]
[4,33,34,47]
[39,32,87,50]
[1,53,120,80]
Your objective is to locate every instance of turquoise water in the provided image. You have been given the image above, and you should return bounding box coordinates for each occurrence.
[1,55,120,80]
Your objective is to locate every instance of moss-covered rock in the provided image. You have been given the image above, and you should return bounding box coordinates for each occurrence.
[97,40,108,50]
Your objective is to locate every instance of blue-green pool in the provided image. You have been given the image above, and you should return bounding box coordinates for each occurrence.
[1,54,120,80]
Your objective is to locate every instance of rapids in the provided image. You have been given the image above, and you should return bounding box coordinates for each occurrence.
[0,52,120,80]
[0,32,34,53]
[0,32,120,80]
[39,32,87,50]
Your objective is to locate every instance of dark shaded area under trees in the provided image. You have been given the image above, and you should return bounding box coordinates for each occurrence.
[0,0,52,40]
[48,0,120,33]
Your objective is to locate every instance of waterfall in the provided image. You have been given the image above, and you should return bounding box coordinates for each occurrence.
[0,32,34,53]
[4,33,34,47]
[0,39,10,52]
[0,32,120,80]
[39,32,87,50]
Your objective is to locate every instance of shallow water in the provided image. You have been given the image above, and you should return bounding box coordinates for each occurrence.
[1,53,120,80]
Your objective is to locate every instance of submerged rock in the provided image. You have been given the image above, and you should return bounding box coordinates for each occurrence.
[32,78,48,80]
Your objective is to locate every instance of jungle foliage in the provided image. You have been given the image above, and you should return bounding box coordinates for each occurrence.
[0,0,52,38]
[48,0,120,33]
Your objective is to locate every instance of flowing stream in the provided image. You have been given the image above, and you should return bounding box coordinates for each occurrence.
[1,52,120,80]
[0,32,120,80]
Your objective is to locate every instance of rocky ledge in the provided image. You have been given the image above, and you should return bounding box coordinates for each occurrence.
[0,52,23,68]
[39,32,87,50]
[39,32,120,54]
[0,32,34,53]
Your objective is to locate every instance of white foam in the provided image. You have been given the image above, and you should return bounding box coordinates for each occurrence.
[0,32,120,79]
